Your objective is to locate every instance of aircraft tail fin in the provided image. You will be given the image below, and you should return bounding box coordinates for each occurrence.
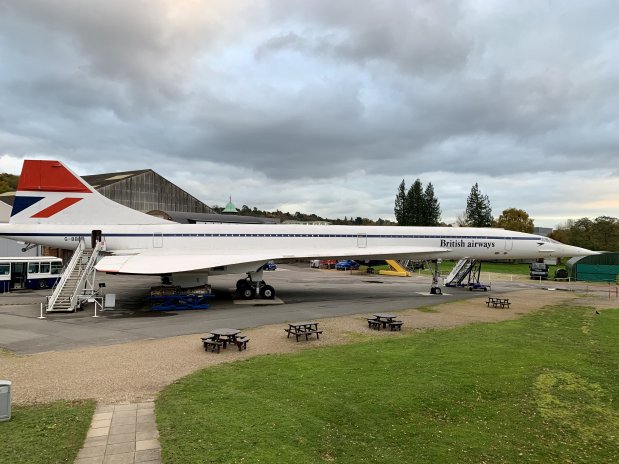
[10,160,169,225]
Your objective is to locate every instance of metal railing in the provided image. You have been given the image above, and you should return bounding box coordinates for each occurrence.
[46,239,86,311]
[46,240,103,312]
[69,240,103,311]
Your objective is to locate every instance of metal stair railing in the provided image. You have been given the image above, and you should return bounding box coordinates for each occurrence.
[46,239,86,312]
[46,240,103,312]
[444,258,468,284]
[444,259,476,287]
[69,240,103,311]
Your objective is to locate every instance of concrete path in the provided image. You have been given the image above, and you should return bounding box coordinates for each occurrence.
[75,401,161,464]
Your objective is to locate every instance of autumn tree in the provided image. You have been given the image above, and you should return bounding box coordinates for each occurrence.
[494,208,534,233]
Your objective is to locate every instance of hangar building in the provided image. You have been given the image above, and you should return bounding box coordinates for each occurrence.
[83,170,214,214]
[566,253,619,282]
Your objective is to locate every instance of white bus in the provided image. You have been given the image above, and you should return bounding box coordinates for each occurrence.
[0,257,63,293]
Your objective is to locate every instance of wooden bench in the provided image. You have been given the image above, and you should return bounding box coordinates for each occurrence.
[285,328,323,341]
[486,297,510,309]
[235,336,250,351]
[284,328,301,341]
[367,319,382,330]
[202,339,223,353]
[388,321,403,331]
[303,330,322,340]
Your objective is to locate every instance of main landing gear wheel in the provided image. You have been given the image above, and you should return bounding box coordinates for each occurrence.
[259,284,275,299]
[239,283,255,300]
[236,274,276,300]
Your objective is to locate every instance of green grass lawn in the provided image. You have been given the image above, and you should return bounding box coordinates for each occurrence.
[157,306,619,463]
[0,400,95,464]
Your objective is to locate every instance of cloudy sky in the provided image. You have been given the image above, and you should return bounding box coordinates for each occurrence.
[1,0,618,227]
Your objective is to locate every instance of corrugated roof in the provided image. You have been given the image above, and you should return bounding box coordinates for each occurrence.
[0,193,14,206]
[147,210,279,224]
[567,253,619,267]
[82,170,151,189]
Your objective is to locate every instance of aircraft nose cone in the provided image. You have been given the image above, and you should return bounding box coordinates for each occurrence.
[569,245,598,256]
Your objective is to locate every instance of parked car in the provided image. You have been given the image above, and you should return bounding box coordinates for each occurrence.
[335,260,360,271]
[529,262,549,279]
[311,259,337,269]
[262,261,277,271]
[407,260,425,270]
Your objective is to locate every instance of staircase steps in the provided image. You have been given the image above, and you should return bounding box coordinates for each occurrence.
[444,259,476,287]
[46,240,102,312]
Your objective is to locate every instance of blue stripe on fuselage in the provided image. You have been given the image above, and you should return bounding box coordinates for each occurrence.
[0,232,540,240]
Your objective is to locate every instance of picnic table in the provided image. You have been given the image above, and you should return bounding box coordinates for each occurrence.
[486,297,511,309]
[201,328,250,352]
[285,321,323,342]
[368,313,403,331]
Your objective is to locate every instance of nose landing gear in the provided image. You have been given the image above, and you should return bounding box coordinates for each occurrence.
[426,260,443,295]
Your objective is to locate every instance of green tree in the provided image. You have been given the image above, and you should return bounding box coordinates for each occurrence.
[422,182,441,226]
[394,180,406,225]
[569,217,595,249]
[494,208,534,233]
[395,178,441,226]
[405,179,424,226]
[549,216,619,252]
[0,173,18,194]
[464,183,493,227]
[591,216,619,251]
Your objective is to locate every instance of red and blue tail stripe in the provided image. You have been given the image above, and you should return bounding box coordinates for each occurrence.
[11,160,91,219]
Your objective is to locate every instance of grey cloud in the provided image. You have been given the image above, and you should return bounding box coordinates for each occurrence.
[0,0,618,225]
[1,0,221,109]
[260,0,471,75]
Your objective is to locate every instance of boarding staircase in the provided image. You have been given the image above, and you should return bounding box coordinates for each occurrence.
[444,259,477,287]
[378,260,412,277]
[46,239,103,312]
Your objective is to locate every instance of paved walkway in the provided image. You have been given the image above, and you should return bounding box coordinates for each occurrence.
[75,402,161,464]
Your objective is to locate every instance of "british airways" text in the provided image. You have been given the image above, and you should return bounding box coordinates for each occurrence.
[440,239,495,249]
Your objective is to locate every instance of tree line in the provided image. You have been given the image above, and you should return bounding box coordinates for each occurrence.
[210,204,394,226]
[0,173,18,194]
[393,178,617,251]
[394,179,441,226]
[394,179,505,229]
[550,216,619,252]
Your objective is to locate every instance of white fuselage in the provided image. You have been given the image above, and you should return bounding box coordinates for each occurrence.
[0,222,589,264]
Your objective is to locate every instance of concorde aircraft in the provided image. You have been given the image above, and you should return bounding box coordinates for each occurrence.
[0,160,595,298]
